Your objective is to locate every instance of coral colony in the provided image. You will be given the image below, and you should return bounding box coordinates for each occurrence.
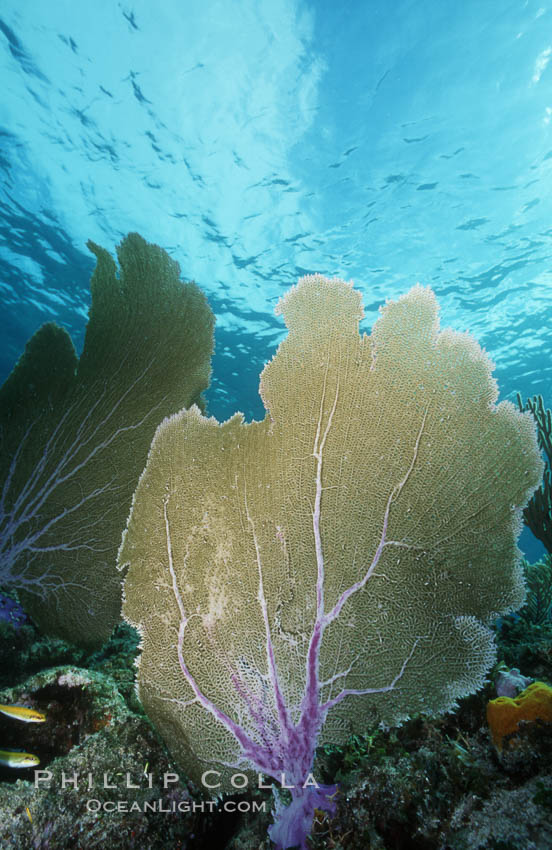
[119,274,542,848]
[0,234,544,848]
[0,235,213,647]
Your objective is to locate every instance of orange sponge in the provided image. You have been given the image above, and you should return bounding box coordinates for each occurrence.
[487,681,552,751]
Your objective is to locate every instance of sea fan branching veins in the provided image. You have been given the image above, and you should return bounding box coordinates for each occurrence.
[0,359,158,595]
[161,378,427,848]
[121,276,542,850]
[0,233,214,646]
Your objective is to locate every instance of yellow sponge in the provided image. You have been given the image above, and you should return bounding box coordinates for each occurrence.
[487,681,552,751]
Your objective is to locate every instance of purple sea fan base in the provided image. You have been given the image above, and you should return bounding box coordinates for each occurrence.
[268,784,338,850]
[159,403,422,848]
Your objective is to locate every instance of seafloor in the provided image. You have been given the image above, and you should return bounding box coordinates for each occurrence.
[0,601,551,850]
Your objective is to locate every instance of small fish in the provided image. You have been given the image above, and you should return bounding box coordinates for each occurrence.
[0,749,40,768]
[0,704,46,723]
[25,807,32,823]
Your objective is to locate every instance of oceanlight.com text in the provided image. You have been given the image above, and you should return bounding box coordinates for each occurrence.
[85,799,267,814]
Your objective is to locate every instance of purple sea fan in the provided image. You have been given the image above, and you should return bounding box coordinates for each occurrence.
[119,276,543,848]
[0,234,213,647]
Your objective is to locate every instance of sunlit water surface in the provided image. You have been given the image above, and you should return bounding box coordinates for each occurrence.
[1,0,551,559]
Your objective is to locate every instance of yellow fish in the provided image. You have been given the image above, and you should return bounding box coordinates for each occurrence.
[0,749,40,768]
[0,704,46,723]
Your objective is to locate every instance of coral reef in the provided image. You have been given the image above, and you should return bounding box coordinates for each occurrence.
[0,662,250,849]
[0,274,549,849]
[311,689,552,850]
[1,651,551,850]
[494,558,552,681]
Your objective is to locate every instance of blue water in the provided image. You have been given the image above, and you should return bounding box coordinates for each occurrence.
[0,0,550,559]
